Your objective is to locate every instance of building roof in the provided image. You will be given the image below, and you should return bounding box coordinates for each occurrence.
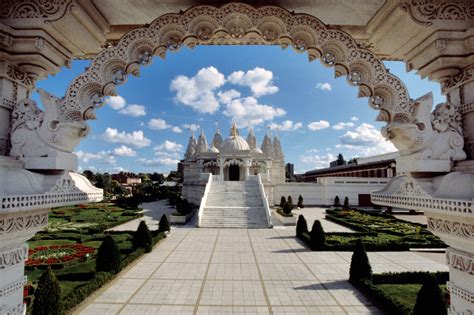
[219,123,250,154]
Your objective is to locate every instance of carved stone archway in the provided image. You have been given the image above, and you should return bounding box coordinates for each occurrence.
[10,3,465,174]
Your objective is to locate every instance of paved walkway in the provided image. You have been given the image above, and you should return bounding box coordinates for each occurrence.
[282,207,355,233]
[77,227,448,315]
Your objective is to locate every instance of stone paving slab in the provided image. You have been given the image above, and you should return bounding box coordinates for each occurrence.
[77,227,448,315]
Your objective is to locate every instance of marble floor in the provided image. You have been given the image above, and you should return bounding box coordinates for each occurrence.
[76,227,448,315]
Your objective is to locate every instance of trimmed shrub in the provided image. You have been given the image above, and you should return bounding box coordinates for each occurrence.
[133,220,153,253]
[349,239,372,283]
[287,195,294,209]
[33,267,63,315]
[158,214,170,233]
[413,274,446,315]
[283,202,292,215]
[343,196,350,209]
[279,196,286,208]
[96,235,121,273]
[297,195,304,208]
[296,215,308,237]
[310,220,325,250]
[334,196,341,207]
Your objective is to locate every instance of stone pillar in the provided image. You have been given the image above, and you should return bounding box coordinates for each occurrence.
[218,157,224,181]
[243,157,251,180]
[0,62,34,156]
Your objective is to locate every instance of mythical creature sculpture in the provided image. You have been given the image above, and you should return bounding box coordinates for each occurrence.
[382,92,466,166]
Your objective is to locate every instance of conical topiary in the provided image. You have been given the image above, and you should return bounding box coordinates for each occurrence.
[158,214,170,233]
[32,267,62,315]
[133,220,153,252]
[349,239,372,283]
[310,220,325,250]
[283,201,292,215]
[343,196,350,209]
[287,195,294,209]
[296,215,308,237]
[96,235,121,273]
[334,196,341,207]
[279,196,286,209]
[297,195,304,208]
[413,274,446,315]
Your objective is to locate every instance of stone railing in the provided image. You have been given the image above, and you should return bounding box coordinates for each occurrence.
[257,174,273,228]
[197,173,212,228]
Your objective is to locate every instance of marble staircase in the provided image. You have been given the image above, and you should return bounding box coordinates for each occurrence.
[200,180,269,228]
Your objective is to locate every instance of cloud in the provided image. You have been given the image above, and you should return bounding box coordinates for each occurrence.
[268,120,302,131]
[332,122,355,130]
[227,67,279,97]
[223,96,286,128]
[315,82,332,91]
[300,153,336,169]
[308,120,330,131]
[138,157,180,166]
[113,145,137,157]
[118,104,146,117]
[105,96,126,110]
[155,140,183,153]
[218,89,241,104]
[338,123,397,156]
[102,127,151,148]
[75,150,116,165]
[182,123,200,132]
[172,126,182,133]
[148,118,171,130]
[170,66,225,114]
[350,116,359,121]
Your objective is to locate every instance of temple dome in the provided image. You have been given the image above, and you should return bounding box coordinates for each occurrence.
[220,123,250,153]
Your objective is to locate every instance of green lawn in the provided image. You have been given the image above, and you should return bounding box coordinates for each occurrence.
[376,283,447,310]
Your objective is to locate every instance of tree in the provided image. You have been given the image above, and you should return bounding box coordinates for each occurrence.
[283,202,292,215]
[279,196,286,209]
[96,235,121,273]
[133,221,153,252]
[82,170,94,181]
[158,214,170,233]
[287,195,294,209]
[334,196,341,207]
[140,173,151,183]
[95,173,112,194]
[413,274,446,315]
[336,153,345,166]
[349,239,372,283]
[32,267,62,315]
[296,215,308,237]
[297,195,304,208]
[310,220,325,250]
[150,172,165,184]
[111,180,127,195]
[343,196,350,209]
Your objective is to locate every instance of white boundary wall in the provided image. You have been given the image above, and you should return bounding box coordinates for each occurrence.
[272,177,390,206]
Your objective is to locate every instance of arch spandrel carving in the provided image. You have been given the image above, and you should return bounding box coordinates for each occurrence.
[10,2,466,172]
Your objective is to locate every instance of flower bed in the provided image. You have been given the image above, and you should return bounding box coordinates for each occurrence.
[26,244,95,269]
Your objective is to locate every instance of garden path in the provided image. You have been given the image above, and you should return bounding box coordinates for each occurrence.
[286,207,355,233]
[77,227,448,314]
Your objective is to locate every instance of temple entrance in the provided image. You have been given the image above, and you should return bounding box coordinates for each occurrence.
[229,165,240,181]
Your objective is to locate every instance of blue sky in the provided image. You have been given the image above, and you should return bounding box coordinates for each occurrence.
[33,46,444,174]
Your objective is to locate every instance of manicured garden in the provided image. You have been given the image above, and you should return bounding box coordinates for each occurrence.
[24,201,171,314]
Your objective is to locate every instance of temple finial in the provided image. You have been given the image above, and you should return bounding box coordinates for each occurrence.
[230,122,238,137]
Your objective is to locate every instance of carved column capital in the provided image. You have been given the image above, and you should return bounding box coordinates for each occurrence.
[442,65,474,94]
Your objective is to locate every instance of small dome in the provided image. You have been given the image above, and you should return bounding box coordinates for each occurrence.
[209,144,219,153]
[251,147,263,155]
[220,123,250,153]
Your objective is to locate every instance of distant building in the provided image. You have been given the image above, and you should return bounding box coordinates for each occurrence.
[112,173,142,186]
[285,163,294,180]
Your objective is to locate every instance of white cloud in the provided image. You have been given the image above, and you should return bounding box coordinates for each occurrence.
[218,89,241,104]
[316,82,332,91]
[170,66,225,114]
[223,96,286,128]
[75,150,116,165]
[148,118,171,130]
[308,120,330,131]
[172,126,182,133]
[118,104,146,117]
[182,123,200,132]
[102,127,151,148]
[113,145,137,157]
[227,67,279,97]
[268,120,302,131]
[350,116,359,121]
[155,140,183,153]
[332,122,355,130]
[105,96,126,110]
[338,123,397,156]
[300,153,336,169]
[138,157,180,166]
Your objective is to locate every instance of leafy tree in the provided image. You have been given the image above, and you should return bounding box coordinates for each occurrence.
[32,267,62,315]
[296,215,308,237]
[279,196,286,209]
[349,239,372,283]
[334,196,341,207]
[82,170,94,181]
[96,235,121,273]
[133,221,153,252]
[111,180,127,195]
[310,220,325,250]
[343,196,350,209]
[413,274,446,315]
[158,214,170,233]
[336,153,345,166]
[140,173,151,183]
[283,202,292,215]
[150,172,165,184]
[95,173,112,194]
[287,195,294,209]
[297,195,304,208]
[348,158,358,165]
